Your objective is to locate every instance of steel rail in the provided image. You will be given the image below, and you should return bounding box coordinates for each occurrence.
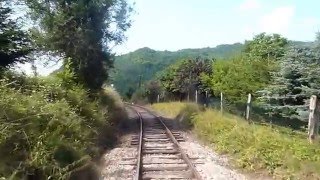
[126,104,143,180]
[157,116,202,180]
[126,103,202,180]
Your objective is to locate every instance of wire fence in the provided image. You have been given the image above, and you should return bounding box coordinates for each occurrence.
[205,93,309,130]
[156,90,319,143]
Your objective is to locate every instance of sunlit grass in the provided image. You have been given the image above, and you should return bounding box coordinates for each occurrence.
[151,102,189,118]
[151,102,320,179]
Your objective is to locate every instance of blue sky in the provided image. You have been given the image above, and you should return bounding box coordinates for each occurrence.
[114,0,320,54]
[18,0,320,75]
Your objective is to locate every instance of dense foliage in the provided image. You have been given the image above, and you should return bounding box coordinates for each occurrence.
[158,57,213,101]
[0,0,31,67]
[201,56,273,102]
[244,32,288,60]
[25,0,132,90]
[200,33,287,101]
[259,43,320,121]
[0,71,126,179]
[0,0,131,179]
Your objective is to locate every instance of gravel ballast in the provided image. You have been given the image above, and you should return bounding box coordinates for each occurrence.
[180,136,246,180]
[100,107,248,179]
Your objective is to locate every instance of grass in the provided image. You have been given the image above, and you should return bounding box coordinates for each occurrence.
[152,102,320,179]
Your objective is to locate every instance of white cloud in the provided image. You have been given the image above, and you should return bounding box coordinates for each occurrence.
[239,0,261,11]
[259,6,295,35]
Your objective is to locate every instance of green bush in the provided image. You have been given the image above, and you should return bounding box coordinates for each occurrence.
[99,87,127,125]
[152,102,320,179]
[0,72,125,179]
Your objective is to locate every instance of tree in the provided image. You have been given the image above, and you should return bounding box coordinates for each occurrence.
[244,33,288,61]
[202,56,272,103]
[314,32,320,50]
[0,0,31,68]
[145,80,161,104]
[25,0,132,90]
[200,33,287,104]
[259,44,320,121]
[158,57,213,100]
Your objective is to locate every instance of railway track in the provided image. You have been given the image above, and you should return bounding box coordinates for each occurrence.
[126,104,201,180]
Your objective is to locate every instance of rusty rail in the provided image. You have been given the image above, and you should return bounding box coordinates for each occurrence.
[126,104,143,180]
[126,103,201,180]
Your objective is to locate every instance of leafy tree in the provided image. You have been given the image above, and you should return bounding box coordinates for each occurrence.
[0,0,31,68]
[202,56,272,103]
[244,33,288,60]
[145,80,162,104]
[158,57,214,100]
[25,0,132,90]
[201,33,287,104]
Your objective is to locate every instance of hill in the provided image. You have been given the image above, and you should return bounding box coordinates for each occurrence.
[111,43,244,97]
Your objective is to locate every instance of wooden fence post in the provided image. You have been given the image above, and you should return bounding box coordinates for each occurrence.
[157,94,160,103]
[195,90,198,104]
[220,92,223,114]
[246,93,252,121]
[308,95,320,143]
[205,90,208,107]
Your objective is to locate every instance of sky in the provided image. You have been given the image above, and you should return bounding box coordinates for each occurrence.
[18,0,320,75]
[114,0,320,54]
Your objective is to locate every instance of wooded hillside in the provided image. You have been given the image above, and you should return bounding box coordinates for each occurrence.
[111,43,244,97]
[112,40,310,98]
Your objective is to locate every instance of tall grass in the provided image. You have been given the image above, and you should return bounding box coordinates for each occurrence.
[0,72,126,179]
[152,102,320,179]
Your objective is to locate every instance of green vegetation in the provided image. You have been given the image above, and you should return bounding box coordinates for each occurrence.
[148,34,320,178]
[0,71,126,179]
[152,102,320,179]
[112,37,308,100]
[113,33,317,127]
[112,43,244,97]
[159,57,213,101]
[25,0,132,90]
[150,33,319,127]
[201,56,273,103]
[2,0,320,178]
[259,42,320,121]
[200,33,288,102]
[0,0,131,179]
[0,0,31,67]
[244,32,288,60]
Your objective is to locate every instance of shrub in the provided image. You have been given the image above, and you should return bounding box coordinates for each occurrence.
[99,87,128,126]
[0,72,125,179]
